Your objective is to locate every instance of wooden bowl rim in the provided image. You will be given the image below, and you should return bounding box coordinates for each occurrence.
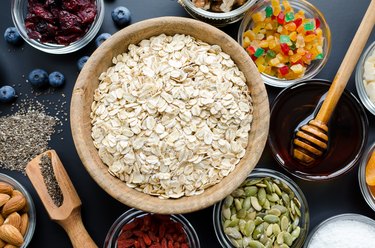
[71,16,269,214]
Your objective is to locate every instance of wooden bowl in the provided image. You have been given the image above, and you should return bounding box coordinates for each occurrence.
[71,17,269,214]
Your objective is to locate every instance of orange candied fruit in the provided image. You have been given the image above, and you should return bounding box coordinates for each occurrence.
[242,0,325,80]
[365,151,375,186]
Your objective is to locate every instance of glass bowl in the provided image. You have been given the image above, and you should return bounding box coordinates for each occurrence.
[358,142,375,212]
[178,0,257,27]
[0,173,36,248]
[355,41,375,115]
[304,213,375,247]
[238,0,331,87]
[213,168,309,248]
[104,208,200,248]
[11,0,104,54]
[268,80,368,181]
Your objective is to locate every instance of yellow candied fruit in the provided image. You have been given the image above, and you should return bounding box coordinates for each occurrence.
[290,54,302,63]
[268,39,278,50]
[276,53,289,63]
[284,22,297,32]
[243,36,251,48]
[295,10,305,19]
[296,24,304,34]
[255,56,266,67]
[297,48,306,55]
[316,28,323,38]
[258,64,267,73]
[259,40,269,48]
[252,12,266,23]
[253,23,266,34]
[289,31,297,41]
[265,23,273,30]
[243,30,256,41]
[291,64,304,74]
[269,58,281,66]
[305,34,317,43]
[282,0,292,12]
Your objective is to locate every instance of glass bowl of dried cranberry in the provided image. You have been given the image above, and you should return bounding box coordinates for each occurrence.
[104,208,201,248]
[11,0,104,54]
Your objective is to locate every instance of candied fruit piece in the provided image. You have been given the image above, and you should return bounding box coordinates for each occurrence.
[277,12,285,24]
[266,50,276,58]
[280,35,290,44]
[279,66,289,75]
[315,53,324,59]
[285,12,295,22]
[254,48,265,57]
[265,6,273,18]
[294,18,303,27]
[304,21,315,31]
[280,43,290,55]
[315,18,321,29]
[290,64,304,74]
[252,12,265,23]
[246,46,256,55]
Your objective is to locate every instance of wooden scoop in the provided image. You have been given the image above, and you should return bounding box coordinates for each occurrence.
[26,150,97,248]
[292,0,375,166]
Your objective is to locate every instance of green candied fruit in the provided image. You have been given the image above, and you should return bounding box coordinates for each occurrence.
[285,12,295,22]
[266,50,276,58]
[304,21,315,31]
[254,48,265,58]
[265,6,273,18]
[280,35,290,44]
[315,53,324,59]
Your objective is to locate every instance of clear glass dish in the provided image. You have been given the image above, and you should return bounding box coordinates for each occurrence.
[11,0,104,54]
[178,0,257,27]
[0,173,36,248]
[355,41,375,115]
[104,208,200,248]
[212,168,309,248]
[358,142,375,212]
[304,213,375,248]
[238,0,331,87]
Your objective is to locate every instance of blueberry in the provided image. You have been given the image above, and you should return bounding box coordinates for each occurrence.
[0,85,16,103]
[4,27,22,45]
[111,6,131,28]
[48,71,65,88]
[95,33,111,47]
[77,56,89,71]
[28,69,49,88]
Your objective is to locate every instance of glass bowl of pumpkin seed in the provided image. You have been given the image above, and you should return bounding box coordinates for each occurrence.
[213,168,309,248]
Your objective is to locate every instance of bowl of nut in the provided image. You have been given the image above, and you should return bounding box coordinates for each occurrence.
[178,0,258,27]
[0,173,36,247]
[71,16,269,214]
[11,0,104,54]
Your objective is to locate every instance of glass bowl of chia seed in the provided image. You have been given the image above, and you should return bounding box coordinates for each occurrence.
[213,168,309,248]
[11,0,104,54]
[0,173,36,248]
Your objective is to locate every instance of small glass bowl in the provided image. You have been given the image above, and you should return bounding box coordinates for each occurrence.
[355,41,375,115]
[178,0,257,27]
[238,0,331,87]
[268,80,368,181]
[11,0,104,54]
[0,173,36,248]
[213,168,309,248]
[358,142,375,212]
[303,213,375,247]
[104,208,200,248]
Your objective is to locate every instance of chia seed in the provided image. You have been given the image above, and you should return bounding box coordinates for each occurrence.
[39,154,63,207]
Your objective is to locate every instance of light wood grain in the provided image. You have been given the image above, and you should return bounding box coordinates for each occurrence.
[71,17,269,214]
[26,150,97,248]
[293,0,375,165]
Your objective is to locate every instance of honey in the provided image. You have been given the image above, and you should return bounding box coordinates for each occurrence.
[268,81,368,180]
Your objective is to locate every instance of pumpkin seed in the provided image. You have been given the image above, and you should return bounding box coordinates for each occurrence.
[258,188,267,206]
[243,197,251,210]
[228,218,240,227]
[230,238,241,248]
[282,193,290,206]
[222,206,231,219]
[266,224,273,236]
[247,178,263,186]
[279,244,289,248]
[254,216,264,225]
[237,209,247,219]
[291,226,301,241]
[225,227,242,239]
[272,223,281,236]
[276,232,284,245]
[283,232,293,246]
[252,223,264,240]
[263,199,271,210]
[280,216,289,231]
[232,188,245,197]
[245,186,258,196]
[249,240,265,248]
[251,196,262,211]
[273,183,282,196]
[235,198,242,211]
[267,193,280,202]
[244,220,256,237]
[268,208,281,217]
[264,214,280,224]
[224,195,234,207]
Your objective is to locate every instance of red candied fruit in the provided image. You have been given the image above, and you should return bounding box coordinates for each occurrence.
[25,0,97,45]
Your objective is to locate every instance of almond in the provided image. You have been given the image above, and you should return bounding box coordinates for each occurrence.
[0,215,4,226]
[4,213,21,231]
[20,213,28,236]
[2,195,26,217]
[4,244,17,248]
[0,239,5,248]
[10,190,23,198]
[0,224,23,246]
[0,183,13,196]
[0,194,10,208]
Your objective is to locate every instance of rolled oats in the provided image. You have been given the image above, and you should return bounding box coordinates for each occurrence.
[91,34,253,198]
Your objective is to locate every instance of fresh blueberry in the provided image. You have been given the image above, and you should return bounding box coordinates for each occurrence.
[111,6,131,28]
[4,27,22,45]
[48,71,65,88]
[95,33,111,47]
[28,69,49,88]
[0,85,16,103]
[77,56,89,71]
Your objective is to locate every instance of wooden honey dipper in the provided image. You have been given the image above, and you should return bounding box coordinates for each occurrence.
[293,0,375,166]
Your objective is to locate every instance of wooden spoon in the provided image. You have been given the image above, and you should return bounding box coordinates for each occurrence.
[293,0,375,166]
[26,150,97,248]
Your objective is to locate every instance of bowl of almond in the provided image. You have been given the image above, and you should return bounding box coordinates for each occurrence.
[0,173,35,247]
[71,16,269,214]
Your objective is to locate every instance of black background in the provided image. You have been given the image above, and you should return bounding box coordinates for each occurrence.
[0,0,375,247]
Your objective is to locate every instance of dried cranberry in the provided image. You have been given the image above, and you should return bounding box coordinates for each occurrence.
[58,10,82,32]
[77,4,96,24]
[56,34,81,45]
[63,0,80,12]
[30,5,55,24]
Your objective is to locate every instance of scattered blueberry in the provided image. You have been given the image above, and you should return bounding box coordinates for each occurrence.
[95,33,111,47]
[111,6,131,28]
[48,71,65,88]
[0,85,16,103]
[4,27,22,45]
[77,56,90,71]
[28,69,49,88]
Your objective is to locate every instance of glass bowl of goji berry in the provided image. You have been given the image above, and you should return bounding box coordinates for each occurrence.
[238,0,331,88]
[11,0,104,54]
[104,208,201,248]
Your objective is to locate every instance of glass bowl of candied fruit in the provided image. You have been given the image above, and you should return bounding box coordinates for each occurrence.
[11,0,104,54]
[238,0,331,87]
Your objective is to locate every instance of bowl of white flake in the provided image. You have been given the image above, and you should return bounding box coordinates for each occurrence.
[304,213,375,248]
